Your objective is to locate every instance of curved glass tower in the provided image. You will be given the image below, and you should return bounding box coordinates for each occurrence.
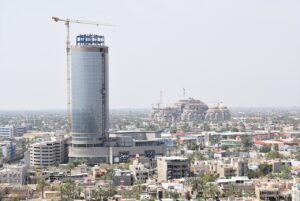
[69,34,109,164]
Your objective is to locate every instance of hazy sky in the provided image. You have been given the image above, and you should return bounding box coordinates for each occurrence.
[0,0,299,110]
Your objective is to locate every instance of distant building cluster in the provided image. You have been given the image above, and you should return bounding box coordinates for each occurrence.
[0,125,28,138]
[150,98,231,127]
[1,29,300,201]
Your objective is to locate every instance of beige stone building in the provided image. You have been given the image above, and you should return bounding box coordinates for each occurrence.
[0,164,27,184]
[157,156,189,182]
[29,134,67,167]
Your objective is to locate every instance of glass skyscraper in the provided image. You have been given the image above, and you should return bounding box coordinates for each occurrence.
[69,34,109,163]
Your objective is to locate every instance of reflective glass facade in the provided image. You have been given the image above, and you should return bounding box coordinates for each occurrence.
[71,43,109,147]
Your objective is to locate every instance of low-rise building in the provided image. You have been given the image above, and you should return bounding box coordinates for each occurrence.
[112,169,132,186]
[216,176,254,196]
[0,125,28,138]
[292,183,300,201]
[130,159,152,181]
[210,158,248,178]
[0,164,27,184]
[255,180,292,201]
[0,126,14,138]
[157,156,189,182]
[0,138,26,162]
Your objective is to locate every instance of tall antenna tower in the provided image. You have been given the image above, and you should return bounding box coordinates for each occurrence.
[160,90,163,107]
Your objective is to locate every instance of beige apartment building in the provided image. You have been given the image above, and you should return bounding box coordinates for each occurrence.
[29,134,67,167]
[157,156,189,182]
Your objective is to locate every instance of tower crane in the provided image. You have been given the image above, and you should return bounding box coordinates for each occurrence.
[52,16,114,132]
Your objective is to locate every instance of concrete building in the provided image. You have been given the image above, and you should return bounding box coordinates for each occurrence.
[112,169,132,186]
[0,126,28,138]
[255,180,293,201]
[157,156,189,182]
[0,138,26,162]
[211,158,248,178]
[68,35,166,164]
[292,183,300,201]
[29,134,67,167]
[129,157,154,181]
[0,164,27,184]
[108,131,165,164]
[14,126,28,137]
[216,176,254,196]
[69,34,109,164]
[0,126,14,138]
[205,103,231,122]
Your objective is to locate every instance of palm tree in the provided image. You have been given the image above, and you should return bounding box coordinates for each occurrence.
[133,180,144,194]
[169,191,180,201]
[203,184,219,200]
[61,178,76,199]
[37,179,46,199]
[107,181,117,197]
[91,187,107,201]
[190,176,205,199]
[59,185,64,200]
[76,186,83,199]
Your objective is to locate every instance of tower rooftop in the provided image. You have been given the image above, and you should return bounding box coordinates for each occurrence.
[76,34,105,46]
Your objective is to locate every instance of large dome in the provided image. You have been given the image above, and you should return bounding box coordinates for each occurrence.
[150,98,231,127]
[205,102,231,122]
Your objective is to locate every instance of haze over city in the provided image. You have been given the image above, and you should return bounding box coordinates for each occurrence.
[2,1,300,201]
[0,0,300,110]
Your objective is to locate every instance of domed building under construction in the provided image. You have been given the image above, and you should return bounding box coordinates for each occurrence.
[150,98,231,126]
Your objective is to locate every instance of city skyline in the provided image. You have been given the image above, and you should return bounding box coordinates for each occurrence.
[1,0,300,110]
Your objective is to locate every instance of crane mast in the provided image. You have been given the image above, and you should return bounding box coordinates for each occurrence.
[52,16,113,132]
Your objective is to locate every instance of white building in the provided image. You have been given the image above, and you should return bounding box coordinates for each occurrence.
[30,134,67,167]
[0,125,28,138]
[0,141,12,161]
[0,164,27,184]
[292,184,300,201]
[0,126,14,138]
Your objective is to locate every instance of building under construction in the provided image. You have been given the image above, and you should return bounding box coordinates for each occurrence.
[68,34,165,164]
[68,34,109,164]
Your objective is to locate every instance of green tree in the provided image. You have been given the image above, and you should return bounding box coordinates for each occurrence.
[12,195,23,201]
[60,178,76,199]
[37,179,46,199]
[259,145,271,153]
[258,163,272,176]
[133,180,144,194]
[203,183,219,200]
[190,174,219,201]
[279,166,292,179]
[241,135,252,148]
[202,172,218,183]
[182,122,191,132]
[91,187,107,201]
[187,141,199,151]
[170,126,177,133]
[267,151,284,159]
[169,191,180,200]
[231,127,239,132]
[247,169,260,179]
[203,123,210,132]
